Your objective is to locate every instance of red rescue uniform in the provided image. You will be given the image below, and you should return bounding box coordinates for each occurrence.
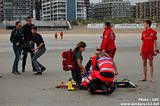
[60,32,63,40]
[55,32,58,40]
[141,28,157,59]
[91,56,97,71]
[101,27,116,58]
[82,57,115,87]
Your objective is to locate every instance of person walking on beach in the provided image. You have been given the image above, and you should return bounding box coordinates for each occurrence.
[22,16,36,72]
[10,21,23,75]
[100,22,116,59]
[60,31,63,40]
[72,41,87,87]
[140,20,158,82]
[55,32,58,40]
[31,26,46,75]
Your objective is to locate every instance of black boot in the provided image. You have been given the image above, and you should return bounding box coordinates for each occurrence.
[12,70,21,75]
[41,67,46,72]
[22,69,25,73]
[34,72,42,75]
[16,71,21,75]
[22,67,25,73]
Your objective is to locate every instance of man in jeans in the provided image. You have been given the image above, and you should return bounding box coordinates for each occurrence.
[22,16,35,72]
[31,26,46,75]
[10,21,23,75]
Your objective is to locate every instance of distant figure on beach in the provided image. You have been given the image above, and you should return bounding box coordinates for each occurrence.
[72,41,87,87]
[60,31,63,40]
[31,26,46,75]
[10,21,23,75]
[140,20,158,82]
[100,22,116,59]
[22,16,36,72]
[55,32,58,40]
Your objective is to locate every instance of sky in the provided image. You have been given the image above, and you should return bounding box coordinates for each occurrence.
[90,0,148,4]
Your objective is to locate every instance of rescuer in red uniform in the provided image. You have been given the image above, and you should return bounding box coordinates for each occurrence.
[80,51,116,88]
[100,22,116,59]
[140,20,158,82]
[55,32,58,40]
[60,31,63,40]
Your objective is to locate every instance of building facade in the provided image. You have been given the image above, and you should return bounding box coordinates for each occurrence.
[94,0,133,19]
[41,0,52,21]
[136,0,160,19]
[84,0,90,19]
[132,5,136,18]
[1,0,32,21]
[33,0,42,20]
[0,0,3,22]
[42,0,86,21]
[88,3,95,19]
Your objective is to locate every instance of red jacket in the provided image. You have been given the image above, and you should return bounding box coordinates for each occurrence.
[91,56,97,70]
[60,32,63,36]
[98,57,115,74]
[101,27,116,51]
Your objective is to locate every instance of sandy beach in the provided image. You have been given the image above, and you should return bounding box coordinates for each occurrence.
[0,28,160,106]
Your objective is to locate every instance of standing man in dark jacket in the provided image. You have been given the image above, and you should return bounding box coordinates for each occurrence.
[22,16,36,72]
[10,21,23,75]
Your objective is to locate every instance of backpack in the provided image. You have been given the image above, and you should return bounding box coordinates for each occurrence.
[61,49,76,71]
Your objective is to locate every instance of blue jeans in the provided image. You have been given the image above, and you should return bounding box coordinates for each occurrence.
[32,47,46,72]
[12,45,21,71]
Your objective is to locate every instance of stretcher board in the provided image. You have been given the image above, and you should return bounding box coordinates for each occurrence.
[56,80,137,89]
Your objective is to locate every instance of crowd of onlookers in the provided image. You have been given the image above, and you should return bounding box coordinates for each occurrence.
[10,16,46,75]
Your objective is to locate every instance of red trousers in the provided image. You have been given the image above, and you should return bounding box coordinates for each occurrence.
[141,52,154,59]
[82,71,114,87]
[105,48,116,59]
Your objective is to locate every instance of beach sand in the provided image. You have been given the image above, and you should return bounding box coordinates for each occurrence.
[0,28,160,106]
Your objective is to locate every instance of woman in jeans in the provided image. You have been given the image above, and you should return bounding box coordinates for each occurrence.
[10,21,23,75]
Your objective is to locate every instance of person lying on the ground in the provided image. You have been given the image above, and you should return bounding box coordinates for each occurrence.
[79,51,116,90]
